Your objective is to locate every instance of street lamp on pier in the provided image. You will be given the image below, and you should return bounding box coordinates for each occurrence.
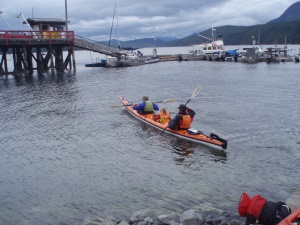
[65,0,68,31]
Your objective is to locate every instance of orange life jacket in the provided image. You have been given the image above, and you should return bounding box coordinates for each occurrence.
[179,114,191,129]
[238,193,267,219]
[154,111,170,122]
[247,195,267,219]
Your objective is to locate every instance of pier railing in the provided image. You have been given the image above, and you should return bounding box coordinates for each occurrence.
[74,35,121,57]
[0,30,75,45]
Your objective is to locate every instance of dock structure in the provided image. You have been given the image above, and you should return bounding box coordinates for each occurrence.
[0,17,120,75]
[74,36,120,57]
[0,31,121,75]
[0,30,76,75]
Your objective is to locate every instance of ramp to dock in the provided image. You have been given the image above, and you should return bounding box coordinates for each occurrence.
[74,35,121,57]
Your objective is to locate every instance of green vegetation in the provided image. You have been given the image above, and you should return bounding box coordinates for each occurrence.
[164,20,300,46]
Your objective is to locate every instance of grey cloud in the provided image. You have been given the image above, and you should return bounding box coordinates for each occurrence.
[0,0,299,41]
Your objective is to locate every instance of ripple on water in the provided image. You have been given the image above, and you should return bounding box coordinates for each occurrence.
[0,56,299,224]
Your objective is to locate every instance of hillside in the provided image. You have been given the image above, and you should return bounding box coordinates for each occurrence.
[267,1,300,24]
[163,21,300,46]
[107,38,166,49]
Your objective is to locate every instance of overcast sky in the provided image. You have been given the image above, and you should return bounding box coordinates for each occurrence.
[1,0,299,41]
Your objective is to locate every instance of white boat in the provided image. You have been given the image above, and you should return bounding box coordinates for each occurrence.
[187,26,225,60]
[143,57,160,64]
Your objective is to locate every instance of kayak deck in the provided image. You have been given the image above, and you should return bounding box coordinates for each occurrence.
[119,96,227,150]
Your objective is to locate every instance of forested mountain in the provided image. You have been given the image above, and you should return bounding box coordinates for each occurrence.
[163,20,300,46]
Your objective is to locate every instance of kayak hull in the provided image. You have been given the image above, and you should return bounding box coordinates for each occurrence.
[278,207,300,225]
[119,96,227,150]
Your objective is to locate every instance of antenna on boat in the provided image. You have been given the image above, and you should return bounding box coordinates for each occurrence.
[211,22,216,42]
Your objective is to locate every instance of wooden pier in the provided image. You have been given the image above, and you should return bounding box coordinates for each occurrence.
[0,30,78,75]
[0,16,125,75]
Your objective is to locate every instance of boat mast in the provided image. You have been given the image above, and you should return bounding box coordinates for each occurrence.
[109,3,117,47]
[211,23,214,42]
[116,3,120,49]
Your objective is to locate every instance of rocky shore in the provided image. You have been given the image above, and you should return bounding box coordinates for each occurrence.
[81,204,244,225]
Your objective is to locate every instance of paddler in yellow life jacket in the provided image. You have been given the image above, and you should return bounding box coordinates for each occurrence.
[153,108,170,123]
[133,96,159,115]
[168,104,196,130]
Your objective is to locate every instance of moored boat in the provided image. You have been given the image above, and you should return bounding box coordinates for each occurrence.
[120,60,145,67]
[85,60,107,67]
[119,96,227,150]
[143,57,160,64]
[188,26,225,58]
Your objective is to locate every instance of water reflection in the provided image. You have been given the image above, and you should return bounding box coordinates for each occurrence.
[1,50,299,225]
[134,122,227,164]
[169,138,227,165]
[12,71,77,87]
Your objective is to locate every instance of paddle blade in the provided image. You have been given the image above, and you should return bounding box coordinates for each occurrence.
[154,98,176,103]
[111,104,124,107]
[111,103,132,107]
[191,86,201,98]
[162,98,176,103]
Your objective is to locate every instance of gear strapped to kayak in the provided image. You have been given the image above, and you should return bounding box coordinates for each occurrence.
[119,96,227,150]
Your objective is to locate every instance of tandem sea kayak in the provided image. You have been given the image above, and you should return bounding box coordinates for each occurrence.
[119,96,227,150]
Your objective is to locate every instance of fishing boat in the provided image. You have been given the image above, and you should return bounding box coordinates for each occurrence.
[278,207,300,225]
[119,96,227,150]
[187,26,225,60]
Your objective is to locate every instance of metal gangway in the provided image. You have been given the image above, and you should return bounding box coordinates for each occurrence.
[74,35,121,57]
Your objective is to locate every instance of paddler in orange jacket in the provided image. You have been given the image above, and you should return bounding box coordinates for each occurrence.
[238,192,291,225]
[168,104,195,130]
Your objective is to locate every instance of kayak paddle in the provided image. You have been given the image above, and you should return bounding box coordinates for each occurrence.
[111,98,176,107]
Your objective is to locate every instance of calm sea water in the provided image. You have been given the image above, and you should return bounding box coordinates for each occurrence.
[0,47,299,225]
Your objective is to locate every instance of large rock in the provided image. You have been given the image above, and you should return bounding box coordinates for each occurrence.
[157,212,180,225]
[118,220,130,225]
[81,216,117,225]
[130,208,160,225]
[180,209,203,225]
